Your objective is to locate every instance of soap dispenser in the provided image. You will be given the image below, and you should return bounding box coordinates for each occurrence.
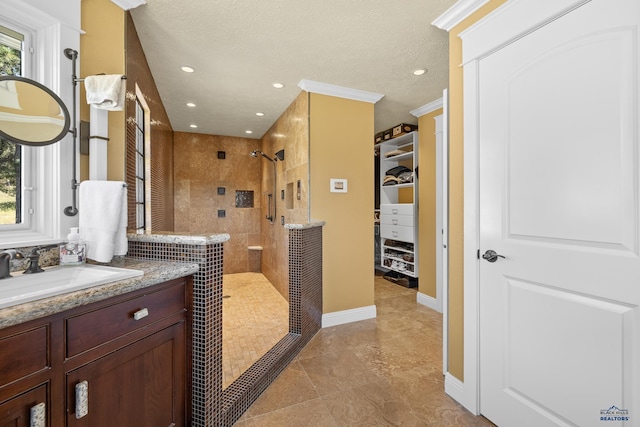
[60,227,86,266]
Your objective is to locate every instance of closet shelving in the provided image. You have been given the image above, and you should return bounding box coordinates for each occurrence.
[378,131,419,278]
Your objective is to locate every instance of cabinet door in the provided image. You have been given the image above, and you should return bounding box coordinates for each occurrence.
[0,384,48,427]
[66,323,186,427]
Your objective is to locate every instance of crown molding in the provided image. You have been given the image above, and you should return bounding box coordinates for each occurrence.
[431,0,490,31]
[410,98,444,118]
[298,79,384,104]
[110,0,146,11]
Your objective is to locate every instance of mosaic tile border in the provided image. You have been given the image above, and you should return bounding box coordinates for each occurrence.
[219,226,322,426]
[126,225,322,427]
[127,239,223,426]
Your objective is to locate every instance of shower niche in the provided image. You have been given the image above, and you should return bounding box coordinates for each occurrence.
[286,182,294,209]
[235,190,254,208]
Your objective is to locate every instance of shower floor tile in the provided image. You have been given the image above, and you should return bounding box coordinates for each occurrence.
[223,272,289,389]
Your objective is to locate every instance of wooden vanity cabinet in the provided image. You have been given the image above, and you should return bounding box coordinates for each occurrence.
[0,320,57,427]
[0,276,192,427]
[64,277,191,427]
[0,384,49,427]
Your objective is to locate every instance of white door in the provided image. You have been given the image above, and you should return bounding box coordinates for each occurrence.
[479,1,640,426]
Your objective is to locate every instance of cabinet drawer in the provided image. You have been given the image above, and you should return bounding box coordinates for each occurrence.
[66,281,186,358]
[380,204,413,216]
[380,224,414,243]
[380,215,413,227]
[0,326,49,387]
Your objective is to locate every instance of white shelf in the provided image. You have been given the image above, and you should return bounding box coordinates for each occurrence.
[379,131,419,279]
[382,183,413,189]
[382,243,413,255]
[383,152,413,162]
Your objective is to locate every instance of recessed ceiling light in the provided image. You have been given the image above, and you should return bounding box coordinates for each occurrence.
[186,102,196,107]
[190,124,198,128]
[245,130,253,134]
[272,83,284,89]
[181,66,195,73]
[413,68,427,76]
[256,112,265,117]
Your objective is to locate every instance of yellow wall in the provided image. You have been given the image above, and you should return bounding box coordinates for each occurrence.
[447,0,509,381]
[79,0,126,181]
[309,93,375,313]
[417,109,443,298]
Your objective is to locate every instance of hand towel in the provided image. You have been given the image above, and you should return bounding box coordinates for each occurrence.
[84,75,126,111]
[79,180,128,263]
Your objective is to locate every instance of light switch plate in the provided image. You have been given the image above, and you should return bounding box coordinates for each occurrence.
[330,178,348,193]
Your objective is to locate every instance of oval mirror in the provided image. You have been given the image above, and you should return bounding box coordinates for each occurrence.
[0,75,70,146]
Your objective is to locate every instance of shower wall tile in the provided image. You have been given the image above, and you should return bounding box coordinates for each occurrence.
[174,178,191,232]
[125,14,175,231]
[174,132,261,274]
[259,92,309,300]
[224,233,248,273]
[248,233,262,247]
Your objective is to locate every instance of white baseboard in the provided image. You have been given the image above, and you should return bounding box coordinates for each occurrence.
[417,291,442,313]
[444,373,466,405]
[444,372,480,416]
[322,305,377,328]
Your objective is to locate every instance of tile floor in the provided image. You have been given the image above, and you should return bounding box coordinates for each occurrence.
[233,275,495,426]
[223,272,289,388]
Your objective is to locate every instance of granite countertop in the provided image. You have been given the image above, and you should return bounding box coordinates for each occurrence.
[0,258,199,330]
[284,221,326,230]
[127,231,230,245]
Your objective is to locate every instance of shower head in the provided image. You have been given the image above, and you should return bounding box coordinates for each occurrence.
[249,150,275,162]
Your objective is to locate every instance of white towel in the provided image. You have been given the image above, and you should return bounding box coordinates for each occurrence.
[79,180,128,263]
[84,75,126,111]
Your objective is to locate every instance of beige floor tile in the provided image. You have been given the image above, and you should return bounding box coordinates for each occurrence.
[296,319,379,361]
[298,348,384,397]
[245,399,338,427]
[321,379,425,426]
[244,361,320,418]
[239,275,494,427]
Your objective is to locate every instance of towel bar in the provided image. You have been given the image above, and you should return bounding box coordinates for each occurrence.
[62,49,129,216]
[74,75,127,84]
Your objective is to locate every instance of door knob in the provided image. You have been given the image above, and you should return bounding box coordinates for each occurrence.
[482,250,505,263]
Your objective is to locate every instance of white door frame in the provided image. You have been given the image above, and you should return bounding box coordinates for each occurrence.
[452,0,594,415]
[411,97,445,313]
[437,90,449,373]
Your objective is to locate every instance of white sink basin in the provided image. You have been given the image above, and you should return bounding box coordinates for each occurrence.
[0,264,144,309]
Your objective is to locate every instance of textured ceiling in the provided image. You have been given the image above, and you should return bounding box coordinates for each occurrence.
[130,0,456,139]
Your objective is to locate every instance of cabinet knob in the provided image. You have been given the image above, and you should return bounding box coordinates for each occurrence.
[133,308,149,321]
[30,402,46,427]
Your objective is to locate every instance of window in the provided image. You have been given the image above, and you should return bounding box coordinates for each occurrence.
[0,23,31,231]
[0,3,80,248]
[134,98,145,231]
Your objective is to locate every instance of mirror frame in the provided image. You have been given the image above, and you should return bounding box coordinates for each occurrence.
[0,75,71,146]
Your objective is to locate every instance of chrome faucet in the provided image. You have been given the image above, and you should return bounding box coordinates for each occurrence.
[0,250,24,279]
